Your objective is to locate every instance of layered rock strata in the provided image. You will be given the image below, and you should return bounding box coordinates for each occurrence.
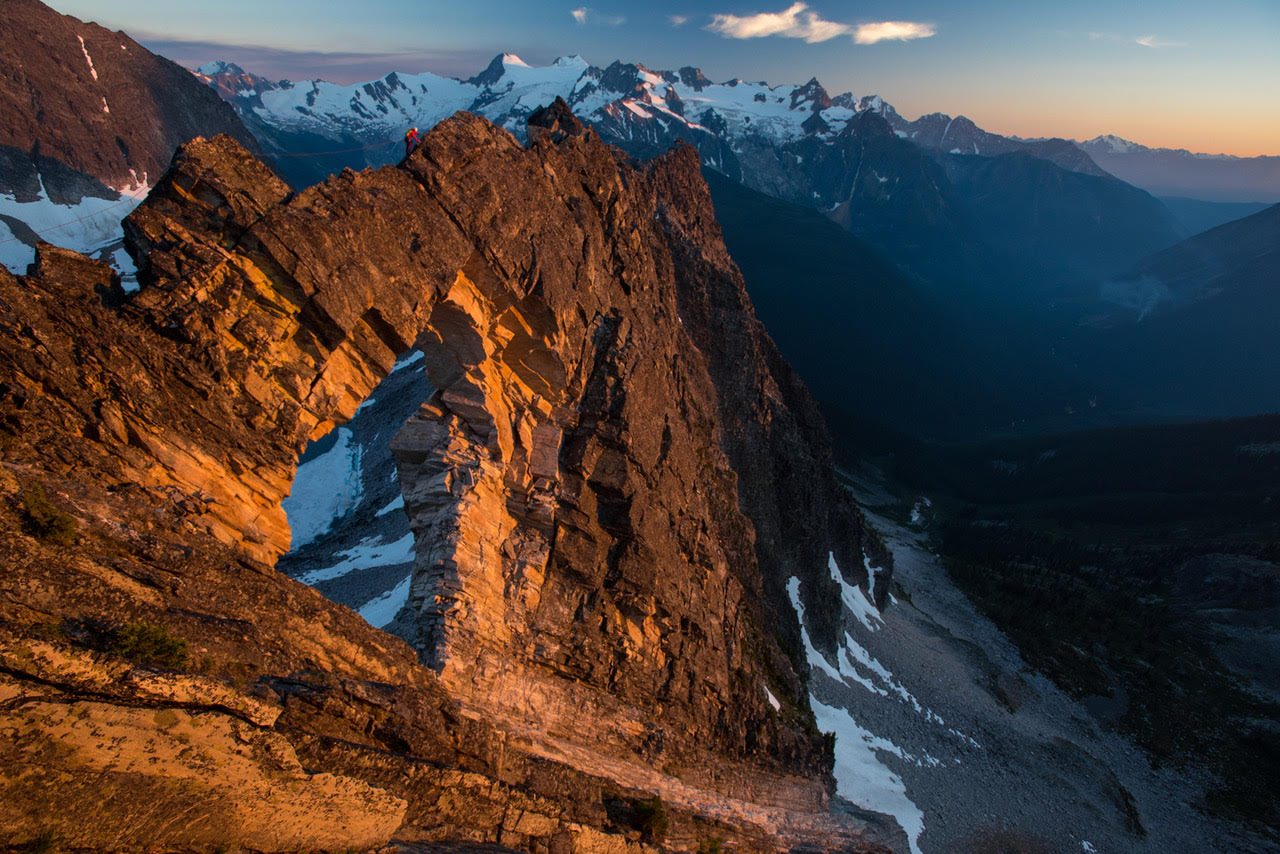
[0,104,888,849]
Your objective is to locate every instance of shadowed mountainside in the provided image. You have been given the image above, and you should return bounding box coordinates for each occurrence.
[1066,202,1280,420]
[0,0,258,191]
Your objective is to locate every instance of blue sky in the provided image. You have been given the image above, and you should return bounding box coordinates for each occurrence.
[53,1,1280,155]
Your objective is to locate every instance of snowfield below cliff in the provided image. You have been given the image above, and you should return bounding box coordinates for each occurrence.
[800,483,1247,853]
[279,353,430,632]
[0,179,144,277]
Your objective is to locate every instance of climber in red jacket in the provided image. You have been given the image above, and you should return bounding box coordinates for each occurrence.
[404,127,421,159]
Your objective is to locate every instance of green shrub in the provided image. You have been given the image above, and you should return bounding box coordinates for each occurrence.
[19,483,77,545]
[698,837,724,854]
[109,621,188,670]
[634,796,669,843]
[22,829,58,853]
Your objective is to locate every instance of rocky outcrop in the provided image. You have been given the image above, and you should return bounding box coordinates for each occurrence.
[0,458,800,852]
[0,105,888,849]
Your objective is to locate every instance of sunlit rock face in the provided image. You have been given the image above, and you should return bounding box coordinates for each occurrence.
[0,102,888,847]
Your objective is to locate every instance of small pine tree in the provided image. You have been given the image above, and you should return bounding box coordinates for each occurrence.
[19,483,77,545]
[110,622,189,670]
[634,796,669,843]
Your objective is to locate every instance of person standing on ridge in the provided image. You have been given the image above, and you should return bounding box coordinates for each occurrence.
[405,127,421,159]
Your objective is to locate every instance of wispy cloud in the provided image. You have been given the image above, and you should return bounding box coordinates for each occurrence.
[854,21,937,45]
[1090,31,1187,48]
[707,2,845,42]
[668,14,689,27]
[571,6,625,26]
[1135,34,1186,48]
[707,3,934,46]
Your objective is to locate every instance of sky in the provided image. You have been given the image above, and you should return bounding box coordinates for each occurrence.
[52,0,1280,156]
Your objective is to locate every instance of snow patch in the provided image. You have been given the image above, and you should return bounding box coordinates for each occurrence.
[786,576,844,682]
[764,685,781,711]
[300,532,415,585]
[840,631,962,734]
[358,572,412,628]
[1088,134,1141,154]
[623,100,652,119]
[810,696,925,854]
[791,573,969,740]
[78,35,98,81]
[375,494,405,517]
[392,349,425,371]
[788,573,927,852]
[829,552,882,631]
[283,427,364,548]
[111,245,138,292]
[0,177,143,273]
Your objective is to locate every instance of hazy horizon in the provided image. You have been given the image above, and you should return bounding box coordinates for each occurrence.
[49,0,1280,156]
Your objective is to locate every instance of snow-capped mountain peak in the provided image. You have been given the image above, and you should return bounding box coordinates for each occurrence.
[1083,134,1148,154]
[196,60,234,76]
[202,53,901,182]
[195,60,282,101]
[199,52,1125,191]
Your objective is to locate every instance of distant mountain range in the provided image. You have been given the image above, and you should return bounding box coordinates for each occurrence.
[1063,200,1280,421]
[1079,135,1280,203]
[197,54,1193,297]
[197,54,1278,206]
[187,52,1279,437]
[881,108,1108,177]
[195,53,1110,190]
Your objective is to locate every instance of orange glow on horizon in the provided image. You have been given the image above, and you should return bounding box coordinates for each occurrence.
[985,118,1280,158]
[881,69,1280,159]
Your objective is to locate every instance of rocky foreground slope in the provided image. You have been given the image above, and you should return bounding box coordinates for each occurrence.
[0,103,890,850]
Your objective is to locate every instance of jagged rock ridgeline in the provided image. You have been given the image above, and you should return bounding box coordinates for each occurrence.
[0,104,889,849]
[199,50,1105,193]
[200,51,1182,300]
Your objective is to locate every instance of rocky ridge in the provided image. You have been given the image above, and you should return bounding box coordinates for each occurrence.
[0,103,889,850]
